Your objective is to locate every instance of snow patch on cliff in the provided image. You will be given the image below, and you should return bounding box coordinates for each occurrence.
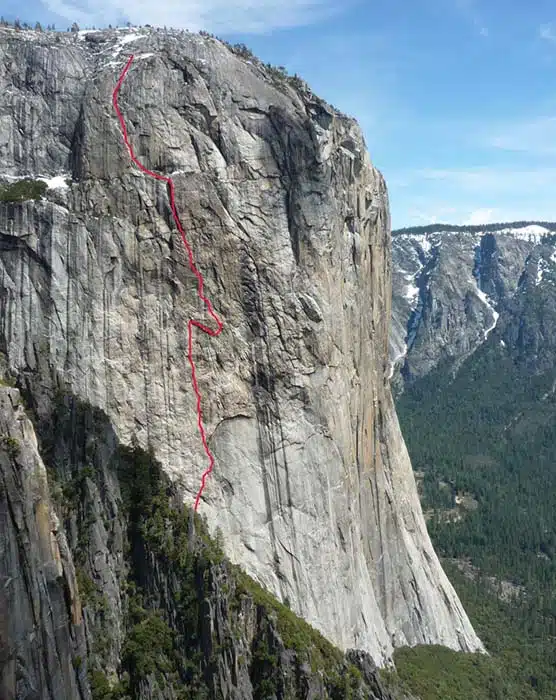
[110,32,142,59]
[102,31,147,68]
[496,224,550,243]
[404,282,420,305]
[118,33,143,46]
[41,175,69,190]
[0,173,69,190]
[77,29,102,39]
[415,234,432,254]
[475,286,499,339]
[536,259,549,285]
[536,250,556,285]
[387,343,408,380]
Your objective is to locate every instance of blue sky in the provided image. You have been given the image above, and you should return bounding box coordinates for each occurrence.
[4,0,556,228]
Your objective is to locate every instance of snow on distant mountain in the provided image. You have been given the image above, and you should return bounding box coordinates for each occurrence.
[389,222,556,385]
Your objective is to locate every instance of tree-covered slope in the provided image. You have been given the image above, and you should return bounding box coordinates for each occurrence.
[386,216,556,698]
[394,334,556,698]
[385,559,556,699]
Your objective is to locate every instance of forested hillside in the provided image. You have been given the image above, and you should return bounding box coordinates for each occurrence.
[394,336,556,698]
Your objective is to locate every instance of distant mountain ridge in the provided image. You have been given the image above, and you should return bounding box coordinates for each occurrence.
[389,221,556,385]
[393,220,556,237]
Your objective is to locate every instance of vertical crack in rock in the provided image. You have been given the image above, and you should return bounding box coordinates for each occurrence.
[239,248,302,607]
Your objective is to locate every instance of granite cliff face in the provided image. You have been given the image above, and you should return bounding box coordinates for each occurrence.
[0,23,482,694]
[0,387,87,700]
[389,223,556,387]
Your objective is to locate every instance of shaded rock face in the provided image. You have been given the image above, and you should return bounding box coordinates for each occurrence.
[502,239,556,374]
[0,388,87,700]
[0,386,409,700]
[390,225,556,386]
[0,24,482,671]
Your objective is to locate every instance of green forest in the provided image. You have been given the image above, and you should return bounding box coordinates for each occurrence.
[393,339,556,698]
[384,557,556,699]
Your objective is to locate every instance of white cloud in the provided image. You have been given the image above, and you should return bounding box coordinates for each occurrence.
[465,208,495,225]
[539,23,556,42]
[42,0,347,33]
[487,116,556,156]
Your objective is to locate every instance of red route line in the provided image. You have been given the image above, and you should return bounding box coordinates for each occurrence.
[112,54,223,512]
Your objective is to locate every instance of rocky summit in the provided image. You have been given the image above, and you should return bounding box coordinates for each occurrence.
[0,24,482,699]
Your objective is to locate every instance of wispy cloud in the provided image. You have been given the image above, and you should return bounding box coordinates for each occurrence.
[396,195,555,227]
[454,0,489,37]
[406,204,458,224]
[401,199,502,227]
[417,166,556,192]
[42,0,348,33]
[485,116,556,156]
[390,166,556,226]
[539,23,556,42]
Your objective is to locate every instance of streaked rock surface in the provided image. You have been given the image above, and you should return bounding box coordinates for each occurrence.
[0,25,482,669]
